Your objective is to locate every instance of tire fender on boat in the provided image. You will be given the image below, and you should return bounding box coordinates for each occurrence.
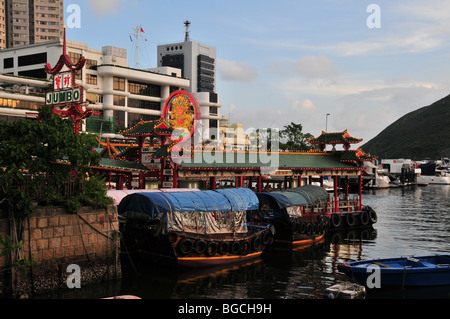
[240,240,250,255]
[230,241,241,255]
[369,208,378,223]
[205,241,217,257]
[217,242,228,255]
[194,239,207,254]
[252,236,262,251]
[346,213,356,227]
[178,238,193,256]
[331,214,341,228]
[360,211,369,226]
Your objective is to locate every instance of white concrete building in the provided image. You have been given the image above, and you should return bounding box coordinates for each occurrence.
[0,39,192,137]
[0,33,222,140]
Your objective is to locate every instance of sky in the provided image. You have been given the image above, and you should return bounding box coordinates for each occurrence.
[65,0,450,145]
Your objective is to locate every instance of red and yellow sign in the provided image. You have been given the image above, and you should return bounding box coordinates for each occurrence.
[162,90,200,142]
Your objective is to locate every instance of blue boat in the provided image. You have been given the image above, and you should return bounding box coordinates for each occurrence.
[338,255,450,288]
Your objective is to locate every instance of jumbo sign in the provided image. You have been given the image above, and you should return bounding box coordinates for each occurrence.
[45,71,83,107]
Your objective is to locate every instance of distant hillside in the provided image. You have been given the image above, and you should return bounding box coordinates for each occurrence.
[361,94,450,160]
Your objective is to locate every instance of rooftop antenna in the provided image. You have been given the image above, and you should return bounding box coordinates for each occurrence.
[184,20,191,42]
[129,24,147,69]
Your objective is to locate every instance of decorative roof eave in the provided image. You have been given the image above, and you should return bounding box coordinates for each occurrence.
[45,27,86,75]
[340,148,377,163]
[309,129,363,145]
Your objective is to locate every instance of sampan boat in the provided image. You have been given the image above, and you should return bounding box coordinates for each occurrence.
[118,188,275,267]
[257,185,330,249]
[338,255,450,288]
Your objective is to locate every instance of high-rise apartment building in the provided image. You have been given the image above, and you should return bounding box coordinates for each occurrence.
[0,0,64,49]
[157,21,222,140]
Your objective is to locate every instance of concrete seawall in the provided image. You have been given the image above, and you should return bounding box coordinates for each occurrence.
[0,205,121,298]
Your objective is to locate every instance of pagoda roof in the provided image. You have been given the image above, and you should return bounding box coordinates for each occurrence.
[339,148,377,163]
[309,129,363,145]
[120,118,173,137]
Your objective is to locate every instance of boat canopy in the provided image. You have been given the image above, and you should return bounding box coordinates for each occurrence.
[256,192,293,209]
[118,187,259,219]
[119,188,258,235]
[286,185,329,206]
[107,188,199,206]
[272,191,309,206]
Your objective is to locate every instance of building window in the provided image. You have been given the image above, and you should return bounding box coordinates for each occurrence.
[113,77,125,91]
[113,95,125,106]
[86,74,97,85]
[18,52,47,67]
[128,99,160,111]
[0,97,40,111]
[209,107,218,115]
[3,58,13,69]
[128,81,161,97]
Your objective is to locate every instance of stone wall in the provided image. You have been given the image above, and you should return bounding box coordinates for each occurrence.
[0,205,121,297]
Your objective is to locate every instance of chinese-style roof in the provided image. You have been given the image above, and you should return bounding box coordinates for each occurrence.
[177,151,360,171]
[97,158,150,173]
[340,148,377,163]
[120,118,173,137]
[309,129,363,145]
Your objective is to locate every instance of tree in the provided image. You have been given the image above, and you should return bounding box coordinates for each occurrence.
[0,106,104,218]
[279,122,315,152]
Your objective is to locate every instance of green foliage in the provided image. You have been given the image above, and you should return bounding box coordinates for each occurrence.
[0,234,35,279]
[66,175,114,214]
[279,122,315,152]
[0,106,104,217]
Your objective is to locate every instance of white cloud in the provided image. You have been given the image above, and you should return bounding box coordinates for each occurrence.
[295,54,338,79]
[217,58,258,82]
[88,0,125,17]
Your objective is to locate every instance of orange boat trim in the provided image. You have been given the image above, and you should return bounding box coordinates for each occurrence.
[178,251,262,262]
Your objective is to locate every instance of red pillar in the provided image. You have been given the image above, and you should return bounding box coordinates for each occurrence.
[257,176,262,193]
[210,176,216,190]
[334,176,339,213]
[358,175,363,211]
[117,175,124,190]
[173,164,178,189]
[298,175,302,187]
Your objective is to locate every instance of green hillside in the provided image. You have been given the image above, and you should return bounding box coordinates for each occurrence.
[361,94,450,160]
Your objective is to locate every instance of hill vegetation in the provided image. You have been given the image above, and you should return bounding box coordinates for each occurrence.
[361,94,450,160]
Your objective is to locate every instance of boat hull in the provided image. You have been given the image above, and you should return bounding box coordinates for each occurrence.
[338,255,450,288]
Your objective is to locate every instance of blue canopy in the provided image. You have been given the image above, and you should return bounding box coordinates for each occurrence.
[118,188,259,219]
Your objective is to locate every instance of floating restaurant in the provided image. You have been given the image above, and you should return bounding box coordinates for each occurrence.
[94,90,378,266]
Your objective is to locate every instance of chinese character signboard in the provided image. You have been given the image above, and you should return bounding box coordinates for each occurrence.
[44,27,95,134]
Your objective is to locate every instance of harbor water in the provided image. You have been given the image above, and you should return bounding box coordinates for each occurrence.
[40,185,450,299]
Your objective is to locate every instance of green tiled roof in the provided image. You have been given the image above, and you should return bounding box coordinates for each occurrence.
[121,121,156,136]
[178,151,359,170]
[97,158,150,173]
[309,129,363,145]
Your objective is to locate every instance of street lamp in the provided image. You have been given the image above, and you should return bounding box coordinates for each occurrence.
[326,113,330,133]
